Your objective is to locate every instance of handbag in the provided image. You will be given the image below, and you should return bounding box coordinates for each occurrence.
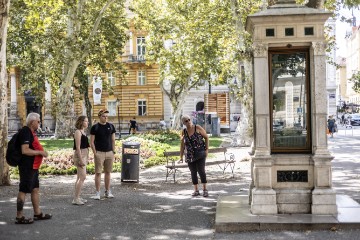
[184,127,206,162]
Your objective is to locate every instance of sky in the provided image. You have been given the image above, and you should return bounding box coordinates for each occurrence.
[336,7,360,57]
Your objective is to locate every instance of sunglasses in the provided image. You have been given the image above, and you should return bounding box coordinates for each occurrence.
[183,119,190,123]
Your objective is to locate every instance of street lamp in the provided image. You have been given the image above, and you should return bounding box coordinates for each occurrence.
[117,98,121,139]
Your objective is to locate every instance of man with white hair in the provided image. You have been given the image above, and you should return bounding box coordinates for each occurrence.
[15,112,51,224]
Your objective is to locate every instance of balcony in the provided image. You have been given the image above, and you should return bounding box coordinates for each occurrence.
[128,55,146,63]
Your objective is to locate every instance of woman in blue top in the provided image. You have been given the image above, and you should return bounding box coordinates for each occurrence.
[179,115,209,197]
[72,116,90,205]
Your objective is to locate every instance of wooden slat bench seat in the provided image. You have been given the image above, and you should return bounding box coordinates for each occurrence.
[164,147,235,183]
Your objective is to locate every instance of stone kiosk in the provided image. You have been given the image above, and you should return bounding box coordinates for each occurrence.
[246,0,336,214]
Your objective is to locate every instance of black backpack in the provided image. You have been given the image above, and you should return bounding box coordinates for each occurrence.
[6,131,22,167]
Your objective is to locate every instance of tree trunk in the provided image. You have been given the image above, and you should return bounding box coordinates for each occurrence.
[170,92,187,130]
[54,60,80,138]
[0,0,11,186]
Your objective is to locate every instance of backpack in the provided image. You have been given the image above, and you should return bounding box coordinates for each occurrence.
[93,122,115,133]
[6,131,22,167]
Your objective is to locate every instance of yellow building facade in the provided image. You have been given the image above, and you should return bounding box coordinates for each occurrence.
[73,24,163,132]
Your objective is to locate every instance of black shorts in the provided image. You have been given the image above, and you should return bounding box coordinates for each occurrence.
[19,167,39,193]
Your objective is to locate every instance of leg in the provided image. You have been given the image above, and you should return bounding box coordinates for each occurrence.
[196,158,208,197]
[74,166,86,199]
[188,162,199,195]
[104,172,111,190]
[31,188,41,215]
[196,158,207,189]
[17,166,34,219]
[94,151,105,192]
[104,151,114,192]
[95,173,101,192]
[16,192,26,218]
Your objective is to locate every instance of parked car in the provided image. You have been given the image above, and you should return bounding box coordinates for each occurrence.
[273,124,284,135]
[350,114,360,126]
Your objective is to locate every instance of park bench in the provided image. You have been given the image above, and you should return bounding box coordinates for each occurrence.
[164,147,236,183]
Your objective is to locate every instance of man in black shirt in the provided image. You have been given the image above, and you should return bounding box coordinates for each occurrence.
[90,109,116,200]
[129,117,137,134]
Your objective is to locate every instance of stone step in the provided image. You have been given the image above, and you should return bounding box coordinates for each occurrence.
[215,195,360,232]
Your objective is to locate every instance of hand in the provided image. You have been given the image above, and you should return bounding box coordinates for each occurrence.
[177,158,183,164]
[42,151,48,158]
[79,161,85,168]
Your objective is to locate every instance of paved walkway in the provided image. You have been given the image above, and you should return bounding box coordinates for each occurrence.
[0,131,360,239]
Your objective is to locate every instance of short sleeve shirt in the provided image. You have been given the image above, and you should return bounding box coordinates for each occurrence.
[90,123,116,152]
[32,132,44,169]
[18,126,35,168]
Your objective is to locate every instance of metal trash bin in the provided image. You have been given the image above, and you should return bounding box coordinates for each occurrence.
[121,142,140,182]
[211,117,220,137]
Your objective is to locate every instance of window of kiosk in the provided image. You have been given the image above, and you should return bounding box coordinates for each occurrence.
[270,49,311,153]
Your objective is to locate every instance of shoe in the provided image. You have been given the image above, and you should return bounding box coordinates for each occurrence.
[80,198,87,203]
[203,189,209,197]
[72,198,85,205]
[91,191,101,200]
[105,190,114,198]
[191,190,200,197]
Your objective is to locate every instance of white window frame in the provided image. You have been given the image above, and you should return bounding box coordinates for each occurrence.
[107,72,116,86]
[137,37,146,56]
[138,70,146,85]
[107,101,117,116]
[138,99,147,116]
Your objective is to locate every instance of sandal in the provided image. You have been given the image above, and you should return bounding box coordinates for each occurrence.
[192,190,200,197]
[15,216,34,224]
[203,189,209,197]
[34,213,52,221]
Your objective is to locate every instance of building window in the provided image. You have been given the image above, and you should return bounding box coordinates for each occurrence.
[304,27,314,36]
[270,48,311,153]
[266,28,275,37]
[137,37,146,57]
[138,100,146,116]
[138,70,146,85]
[107,101,117,116]
[107,72,116,86]
[285,28,294,36]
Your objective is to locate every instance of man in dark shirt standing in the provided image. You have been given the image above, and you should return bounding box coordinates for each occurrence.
[90,109,116,200]
[129,117,137,134]
[16,112,51,224]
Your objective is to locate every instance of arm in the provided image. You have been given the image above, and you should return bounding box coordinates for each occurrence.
[179,131,185,162]
[90,134,96,155]
[74,130,85,167]
[196,125,209,156]
[111,133,116,153]
[21,144,48,158]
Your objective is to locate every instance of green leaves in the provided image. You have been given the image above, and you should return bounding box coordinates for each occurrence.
[8,0,128,104]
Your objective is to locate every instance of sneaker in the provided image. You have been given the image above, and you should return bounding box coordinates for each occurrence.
[105,190,114,198]
[72,198,85,205]
[203,189,209,197]
[80,198,88,203]
[91,191,101,200]
[191,190,200,197]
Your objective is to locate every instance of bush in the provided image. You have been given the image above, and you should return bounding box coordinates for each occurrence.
[137,129,180,143]
[8,130,217,176]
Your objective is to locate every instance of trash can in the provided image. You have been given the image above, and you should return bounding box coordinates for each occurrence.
[211,117,220,137]
[121,142,140,182]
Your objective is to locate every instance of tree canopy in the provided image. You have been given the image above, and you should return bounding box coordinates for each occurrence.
[8,0,129,137]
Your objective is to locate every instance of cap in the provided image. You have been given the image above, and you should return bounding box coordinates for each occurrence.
[98,109,109,116]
